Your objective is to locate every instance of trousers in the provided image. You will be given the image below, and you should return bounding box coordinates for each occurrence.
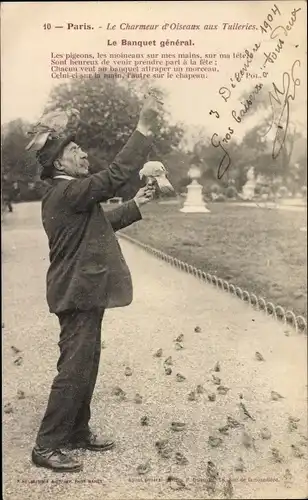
[36,308,105,448]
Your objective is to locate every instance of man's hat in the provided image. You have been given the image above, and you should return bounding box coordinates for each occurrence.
[36,133,76,180]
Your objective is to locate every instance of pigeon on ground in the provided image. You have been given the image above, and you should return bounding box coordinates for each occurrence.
[175,334,184,343]
[219,425,230,435]
[196,384,204,394]
[164,367,172,375]
[167,476,186,490]
[154,348,163,358]
[255,351,265,361]
[164,356,173,366]
[134,393,143,404]
[271,390,284,401]
[227,416,242,428]
[223,478,234,499]
[213,361,221,372]
[155,440,173,459]
[175,452,189,465]
[208,393,216,402]
[212,375,221,385]
[4,403,13,414]
[288,416,300,433]
[176,373,186,382]
[13,356,23,366]
[175,342,184,350]
[25,108,80,152]
[260,427,271,440]
[291,444,305,458]
[124,367,132,376]
[171,422,186,432]
[239,402,255,420]
[139,161,175,197]
[155,439,169,451]
[140,416,149,426]
[206,461,219,492]
[208,435,223,448]
[188,391,197,401]
[11,346,21,355]
[111,386,124,396]
[217,385,230,395]
[17,390,25,400]
[194,326,201,333]
[271,447,284,463]
[137,460,151,475]
[234,457,245,472]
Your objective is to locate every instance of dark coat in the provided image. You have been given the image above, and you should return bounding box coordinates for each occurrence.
[41,130,152,313]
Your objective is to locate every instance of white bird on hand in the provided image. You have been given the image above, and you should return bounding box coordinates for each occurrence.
[25,108,80,152]
[139,161,175,196]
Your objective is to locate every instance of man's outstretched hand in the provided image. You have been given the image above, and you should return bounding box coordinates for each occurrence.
[136,90,164,137]
[133,185,156,208]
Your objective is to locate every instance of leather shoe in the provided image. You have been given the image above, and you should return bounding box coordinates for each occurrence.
[32,446,82,472]
[69,432,115,452]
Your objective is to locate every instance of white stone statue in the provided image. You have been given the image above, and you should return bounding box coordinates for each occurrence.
[241,167,256,200]
[180,164,210,213]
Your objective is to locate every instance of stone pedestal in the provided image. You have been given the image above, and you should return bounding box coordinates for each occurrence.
[180,179,210,213]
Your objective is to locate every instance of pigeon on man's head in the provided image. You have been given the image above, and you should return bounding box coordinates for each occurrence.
[139,161,175,196]
[25,108,80,152]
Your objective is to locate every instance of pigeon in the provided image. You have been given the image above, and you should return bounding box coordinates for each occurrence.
[217,385,230,395]
[176,373,186,382]
[167,476,186,491]
[239,402,255,421]
[25,108,80,151]
[212,375,221,385]
[194,326,201,333]
[124,367,132,376]
[299,434,308,446]
[4,403,13,414]
[137,460,151,475]
[134,393,143,404]
[208,435,223,448]
[227,416,242,428]
[155,440,173,459]
[13,356,23,366]
[271,390,284,401]
[164,367,172,375]
[206,460,219,480]
[288,416,300,433]
[154,348,163,358]
[242,430,256,449]
[223,478,234,499]
[171,421,186,432]
[140,416,149,426]
[196,384,204,394]
[260,427,271,440]
[271,447,284,463]
[208,393,216,402]
[11,345,21,355]
[284,469,292,488]
[239,393,244,399]
[255,351,265,361]
[291,444,305,458]
[101,341,106,349]
[175,342,184,350]
[219,425,230,435]
[164,356,173,366]
[111,386,124,396]
[188,391,197,401]
[139,161,175,197]
[155,439,169,451]
[175,452,189,465]
[213,361,221,372]
[17,390,25,400]
[175,334,184,343]
[234,457,245,472]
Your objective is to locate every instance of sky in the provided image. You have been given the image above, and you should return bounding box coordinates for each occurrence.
[1,1,307,141]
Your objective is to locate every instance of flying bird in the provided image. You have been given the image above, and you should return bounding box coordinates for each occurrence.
[11,345,21,355]
[255,351,265,361]
[139,161,175,197]
[239,402,255,420]
[25,108,80,152]
[271,390,284,401]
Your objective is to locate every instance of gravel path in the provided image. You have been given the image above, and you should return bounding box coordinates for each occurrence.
[2,202,307,500]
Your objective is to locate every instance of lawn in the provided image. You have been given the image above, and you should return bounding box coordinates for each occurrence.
[120,202,307,318]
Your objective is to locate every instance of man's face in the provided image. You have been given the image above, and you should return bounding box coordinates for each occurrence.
[55,142,89,178]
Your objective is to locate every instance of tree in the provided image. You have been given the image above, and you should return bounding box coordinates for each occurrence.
[45,78,184,199]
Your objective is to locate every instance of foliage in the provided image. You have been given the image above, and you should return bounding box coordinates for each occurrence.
[225,185,238,199]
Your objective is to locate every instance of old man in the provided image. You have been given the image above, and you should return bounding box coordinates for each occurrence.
[30,93,162,472]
